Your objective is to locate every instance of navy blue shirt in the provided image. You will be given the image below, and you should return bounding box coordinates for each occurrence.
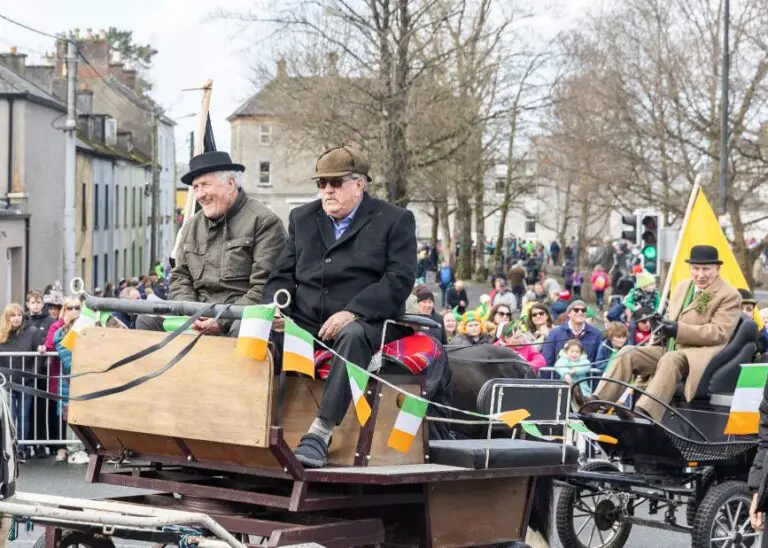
[542,322,604,366]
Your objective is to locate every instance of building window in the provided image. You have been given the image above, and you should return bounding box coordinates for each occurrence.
[81,182,86,231]
[124,187,128,228]
[260,124,271,145]
[259,161,271,186]
[115,250,119,282]
[525,214,536,234]
[104,253,109,286]
[495,177,505,193]
[115,185,120,227]
[94,184,100,229]
[132,242,136,275]
[139,246,144,273]
[123,249,127,278]
[139,191,144,226]
[105,186,110,229]
[132,188,136,227]
[81,258,86,280]
[93,255,99,290]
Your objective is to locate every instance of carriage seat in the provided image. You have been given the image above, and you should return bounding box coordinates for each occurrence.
[314,315,443,378]
[691,316,758,400]
[429,439,579,469]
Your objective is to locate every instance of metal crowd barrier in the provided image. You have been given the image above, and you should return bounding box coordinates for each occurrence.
[0,352,80,450]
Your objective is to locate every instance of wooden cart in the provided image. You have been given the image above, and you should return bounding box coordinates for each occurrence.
[61,326,577,547]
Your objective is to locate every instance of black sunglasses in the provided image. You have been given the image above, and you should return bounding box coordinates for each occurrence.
[496,311,511,318]
[531,311,547,318]
[66,305,81,311]
[316,178,346,190]
[571,307,587,314]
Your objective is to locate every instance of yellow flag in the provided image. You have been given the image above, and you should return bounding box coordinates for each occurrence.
[669,189,764,330]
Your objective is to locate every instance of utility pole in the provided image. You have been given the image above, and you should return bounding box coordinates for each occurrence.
[63,37,77,287]
[719,0,730,215]
[150,109,159,267]
[189,130,194,161]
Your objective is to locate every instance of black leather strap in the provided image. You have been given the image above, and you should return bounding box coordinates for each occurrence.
[7,305,228,402]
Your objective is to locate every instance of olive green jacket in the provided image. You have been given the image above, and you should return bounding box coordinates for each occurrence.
[170,189,286,307]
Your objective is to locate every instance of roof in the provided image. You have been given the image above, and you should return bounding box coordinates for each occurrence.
[0,62,66,112]
[104,74,175,126]
[228,81,282,120]
[77,135,152,166]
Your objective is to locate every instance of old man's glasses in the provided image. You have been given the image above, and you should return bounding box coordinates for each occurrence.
[316,175,361,190]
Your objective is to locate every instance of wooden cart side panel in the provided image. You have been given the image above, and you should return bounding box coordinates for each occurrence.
[368,383,424,467]
[428,477,530,548]
[68,328,273,448]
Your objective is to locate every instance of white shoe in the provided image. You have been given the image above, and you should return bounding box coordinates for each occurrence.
[68,450,89,465]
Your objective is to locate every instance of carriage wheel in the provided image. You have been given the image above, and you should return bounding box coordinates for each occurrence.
[692,481,758,548]
[33,529,116,548]
[687,467,717,526]
[555,461,632,548]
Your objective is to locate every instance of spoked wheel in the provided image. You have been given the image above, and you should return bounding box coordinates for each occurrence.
[33,530,116,548]
[692,481,759,548]
[556,461,632,548]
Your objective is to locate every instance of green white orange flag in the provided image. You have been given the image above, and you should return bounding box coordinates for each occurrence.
[494,409,530,428]
[568,420,618,445]
[283,319,315,378]
[520,422,560,441]
[346,362,372,426]
[388,394,429,452]
[61,305,99,351]
[724,364,768,435]
[237,305,275,360]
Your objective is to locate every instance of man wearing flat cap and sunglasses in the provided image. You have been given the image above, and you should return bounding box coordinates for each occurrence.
[137,151,286,335]
[263,145,416,468]
[576,245,741,421]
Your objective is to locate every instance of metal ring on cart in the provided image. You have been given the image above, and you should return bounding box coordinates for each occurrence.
[70,277,86,296]
[273,289,291,310]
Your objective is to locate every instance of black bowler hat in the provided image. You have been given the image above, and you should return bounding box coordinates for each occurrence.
[180,151,245,185]
[738,288,757,305]
[685,245,723,265]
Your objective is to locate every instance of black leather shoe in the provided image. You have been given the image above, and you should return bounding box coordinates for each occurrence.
[294,433,329,469]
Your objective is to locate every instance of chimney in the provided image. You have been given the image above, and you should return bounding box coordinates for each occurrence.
[122,67,137,90]
[328,52,338,75]
[0,47,27,77]
[277,59,287,82]
[76,87,93,114]
[77,31,110,80]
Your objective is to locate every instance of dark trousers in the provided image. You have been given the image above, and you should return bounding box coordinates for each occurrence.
[135,315,241,336]
[317,320,408,425]
[595,290,605,310]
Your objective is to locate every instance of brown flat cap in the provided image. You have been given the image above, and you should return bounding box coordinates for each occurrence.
[312,145,371,181]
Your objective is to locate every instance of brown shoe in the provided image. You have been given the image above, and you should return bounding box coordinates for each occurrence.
[571,385,596,408]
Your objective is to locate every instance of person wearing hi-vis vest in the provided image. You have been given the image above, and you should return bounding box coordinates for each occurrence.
[573,245,741,421]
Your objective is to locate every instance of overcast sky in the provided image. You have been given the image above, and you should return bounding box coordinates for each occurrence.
[0,0,603,168]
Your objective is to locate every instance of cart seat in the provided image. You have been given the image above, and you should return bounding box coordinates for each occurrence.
[428,439,578,469]
[315,316,443,378]
[692,316,757,400]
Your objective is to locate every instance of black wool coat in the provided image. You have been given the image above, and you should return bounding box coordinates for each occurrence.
[263,193,417,335]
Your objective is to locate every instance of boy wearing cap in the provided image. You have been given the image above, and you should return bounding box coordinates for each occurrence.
[263,145,417,468]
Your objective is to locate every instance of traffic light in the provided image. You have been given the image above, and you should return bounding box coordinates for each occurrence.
[640,214,659,274]
[621,215,638,245]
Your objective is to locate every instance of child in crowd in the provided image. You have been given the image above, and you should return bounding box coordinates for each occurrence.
[623,272,660,319]
[554,339,592,394]
[441,310,457,342]
[452,311,493,346]
[631,307,654,346]
[570,270,584,297]
[595,322,629,374]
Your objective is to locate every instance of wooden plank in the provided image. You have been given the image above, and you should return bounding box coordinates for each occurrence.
[276,378,360,466]
[368,383,424,466]
[428,477,529,547]
[68,328,273,447]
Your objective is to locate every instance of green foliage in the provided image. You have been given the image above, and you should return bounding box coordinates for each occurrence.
[105,27,158,67]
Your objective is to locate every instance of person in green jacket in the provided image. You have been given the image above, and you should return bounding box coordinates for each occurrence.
[623,272,660,320]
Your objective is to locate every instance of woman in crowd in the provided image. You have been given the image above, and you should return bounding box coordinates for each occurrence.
[44,300,67,462]
[441,310,457,342]
[524,303,553,344]
[0,302,46,460]
[53,297,82,462]
[488,303,513,335]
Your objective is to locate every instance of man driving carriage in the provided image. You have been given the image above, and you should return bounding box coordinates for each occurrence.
[575,245,742,421]
[262,145,417,469]
[137,151,286,335]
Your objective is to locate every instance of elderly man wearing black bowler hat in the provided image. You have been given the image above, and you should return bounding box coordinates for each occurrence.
[576,244,741,421]
[263,145,417,468]
[136,151,286,335]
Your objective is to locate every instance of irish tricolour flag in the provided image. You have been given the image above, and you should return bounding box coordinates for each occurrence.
[283,319,315,378]
[61,305,99,351]
[724,364,768,435]
[346,362,372,426]
[237,305,275,360]
[388,394,428,452]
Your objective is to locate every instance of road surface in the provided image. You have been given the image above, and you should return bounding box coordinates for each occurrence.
[8,458,687,548]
